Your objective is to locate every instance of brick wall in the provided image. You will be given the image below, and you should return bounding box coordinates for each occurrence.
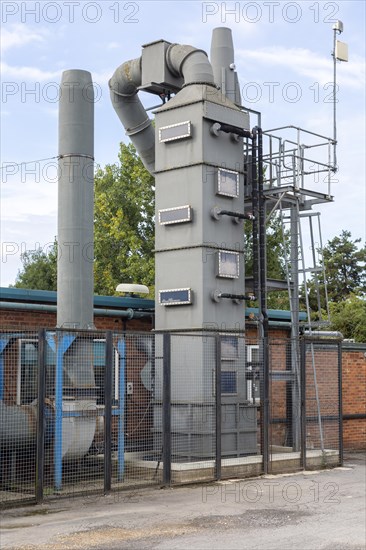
[342,346,366,450]
[0,308,152,332]
[1,306,365,450]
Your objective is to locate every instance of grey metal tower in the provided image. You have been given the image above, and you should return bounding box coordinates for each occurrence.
[110,29,258,458]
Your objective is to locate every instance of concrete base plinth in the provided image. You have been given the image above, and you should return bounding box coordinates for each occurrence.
[124,448,340,484]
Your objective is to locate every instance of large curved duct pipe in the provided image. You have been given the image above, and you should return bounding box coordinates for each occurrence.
[109,57,156,175]
[109,44,215,175]
[166,44,215,86]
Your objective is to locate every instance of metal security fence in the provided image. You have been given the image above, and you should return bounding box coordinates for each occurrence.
[268,337,304,474]
[0,329,342,507]
[302,338,343,468]
[0,330,39,504]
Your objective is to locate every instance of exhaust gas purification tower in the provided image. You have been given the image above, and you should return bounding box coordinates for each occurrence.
[110,28,258,457]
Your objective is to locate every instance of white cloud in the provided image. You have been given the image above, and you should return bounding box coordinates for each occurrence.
[106,42,120,50]
[1,24,47,53]
[1,179,57,224]
[1,213,57,286]
[0,61,62,81]
[237,47,365,90]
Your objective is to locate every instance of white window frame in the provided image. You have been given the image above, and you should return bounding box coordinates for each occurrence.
[216,168,239,198]
[246,344,260,404]
[159,121,192,142]
[17,338,38,405]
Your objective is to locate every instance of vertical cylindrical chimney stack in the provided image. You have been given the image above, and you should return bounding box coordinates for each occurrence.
[57,69,94,328]
[210,27,241,105]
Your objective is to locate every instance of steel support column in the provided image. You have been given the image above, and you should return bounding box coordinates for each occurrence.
[162,333,171,486]
[104,331,113,492]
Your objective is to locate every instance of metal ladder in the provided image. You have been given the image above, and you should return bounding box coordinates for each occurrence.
[278,199,330,453]
[259,124,335,456]
[278,201,330,332]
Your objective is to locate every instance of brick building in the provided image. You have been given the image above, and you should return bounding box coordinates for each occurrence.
[0,287,365,450]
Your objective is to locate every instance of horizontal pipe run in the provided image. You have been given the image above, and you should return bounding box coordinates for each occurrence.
[343,413,366,420]
[211,289,256,303]
[220,293,256,301]
[270,415,340,424]
[212,122,252,138]
[219,210,255,220]
[0,302,153,319]
[303,331,344,340]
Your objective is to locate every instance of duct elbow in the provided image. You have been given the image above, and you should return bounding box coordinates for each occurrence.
[109,57,142,97]
[109,57,155,175]
[109,43,216,176]
[166,44,215,86]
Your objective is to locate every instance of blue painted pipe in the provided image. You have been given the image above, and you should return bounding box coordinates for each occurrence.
[54,333,76,491]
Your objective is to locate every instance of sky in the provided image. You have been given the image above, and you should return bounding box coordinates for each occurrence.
[1,0,365,287]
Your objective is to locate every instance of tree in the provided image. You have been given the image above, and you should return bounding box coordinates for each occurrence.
[13,143,155,296]
[93,143,155,296]
[15,159,289,302]
[328,294,366,342]
[244,212,290,309]
[322,230,366,302]
[14,240,57,291]
[305,230,366,312]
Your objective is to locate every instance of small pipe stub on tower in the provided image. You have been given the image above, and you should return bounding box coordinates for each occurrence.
[211,290,256,304]
[210,206,255,223]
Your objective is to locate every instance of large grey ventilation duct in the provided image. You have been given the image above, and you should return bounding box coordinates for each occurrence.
[109,58,156,175]
[210,27,241,104]
[166,44,215,86]
[0,401,38,446]
[109,44,215,175]
[58,69,94,330]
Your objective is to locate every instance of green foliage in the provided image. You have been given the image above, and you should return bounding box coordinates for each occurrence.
[322,230,366,301]
[244,212,290,310]
[328,294,366,342]
[13,141,365,345]
[244,213,288,280]
[305,230,366,311]
[13,143,155,297]
[14,240,58,291]
[93,143,155,296]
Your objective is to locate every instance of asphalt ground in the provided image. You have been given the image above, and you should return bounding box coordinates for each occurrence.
[1,452,365,550]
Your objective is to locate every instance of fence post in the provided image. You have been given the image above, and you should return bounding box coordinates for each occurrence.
[215,334,222,481]
[262,335,269,474]
[116,338,126,482]
[36,329,46,503]
[338,341,343,466]
[104,331,113,493]
[300,337,306,470]
[162,333,171,486]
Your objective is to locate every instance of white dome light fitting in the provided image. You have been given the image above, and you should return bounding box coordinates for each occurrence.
[116,283,149,295]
